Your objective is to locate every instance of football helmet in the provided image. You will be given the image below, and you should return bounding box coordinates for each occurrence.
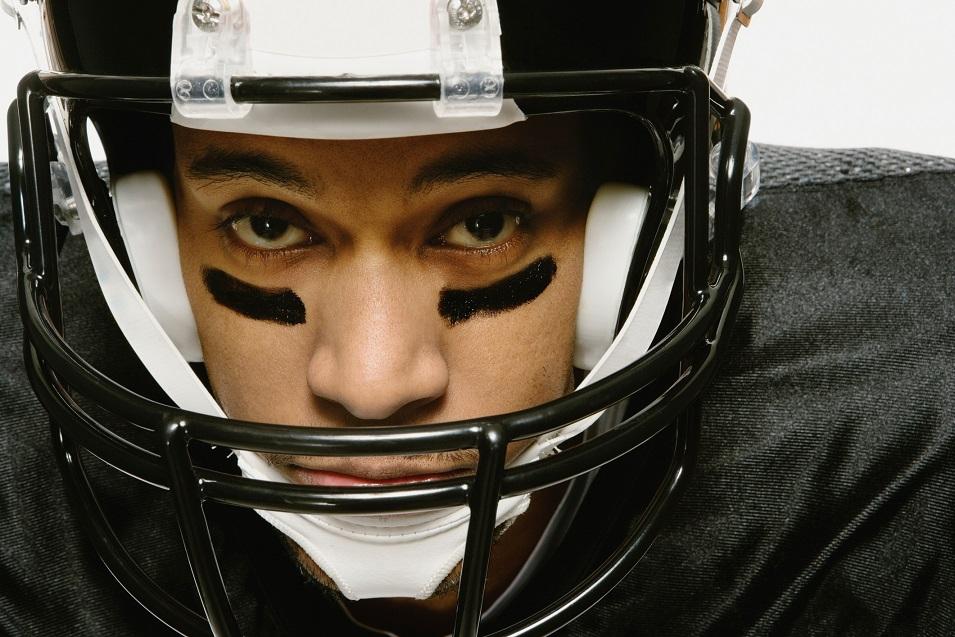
[7,0,755,634]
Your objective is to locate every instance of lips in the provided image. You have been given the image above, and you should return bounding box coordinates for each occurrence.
[287,465,471,487]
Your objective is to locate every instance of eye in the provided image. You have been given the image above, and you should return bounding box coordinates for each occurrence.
[231,215,311,250]
[443,211,521,249]
[219,198,316,253]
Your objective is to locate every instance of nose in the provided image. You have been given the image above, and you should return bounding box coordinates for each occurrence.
[305,259,449,421]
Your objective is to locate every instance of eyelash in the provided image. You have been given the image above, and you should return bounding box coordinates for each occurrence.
[433,212,531,263]
[213,212,316,266]
[432,196,534,246]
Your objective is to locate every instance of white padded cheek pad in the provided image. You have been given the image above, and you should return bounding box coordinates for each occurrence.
[112,172,203,362]
[574,183,650,370]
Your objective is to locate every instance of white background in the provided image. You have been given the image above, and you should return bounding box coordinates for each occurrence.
[2,1,955,157]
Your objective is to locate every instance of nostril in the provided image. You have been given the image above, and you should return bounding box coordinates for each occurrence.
[307,344,449,422]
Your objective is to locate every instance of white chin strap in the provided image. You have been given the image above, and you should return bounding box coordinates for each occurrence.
[236,454,531,599]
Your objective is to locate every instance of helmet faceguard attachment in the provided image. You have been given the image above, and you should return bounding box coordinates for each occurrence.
[10,65,749,636]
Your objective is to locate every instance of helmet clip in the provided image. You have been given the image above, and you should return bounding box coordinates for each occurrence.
[171,0,252,119]
[49,161,83,236]
[431,0,504,118]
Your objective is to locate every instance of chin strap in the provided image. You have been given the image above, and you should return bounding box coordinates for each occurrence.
[48,106,223,418]
[2,0,53,71]
[711,0,764,89]
[709,1,764,209]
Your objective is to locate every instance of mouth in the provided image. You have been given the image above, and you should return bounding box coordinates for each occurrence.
[286,465,473,487]
[272,441,532,488]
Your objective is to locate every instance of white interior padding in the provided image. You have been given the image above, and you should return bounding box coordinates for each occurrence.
[574,183,650,370]
[172,100,526,140]
[514,186,686,461]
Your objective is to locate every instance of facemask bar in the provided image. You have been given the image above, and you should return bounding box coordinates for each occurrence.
[11,67,748,637]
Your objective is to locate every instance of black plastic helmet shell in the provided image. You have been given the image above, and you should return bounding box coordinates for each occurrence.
[43,0,710,75]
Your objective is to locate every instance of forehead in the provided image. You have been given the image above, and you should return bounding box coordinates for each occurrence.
[171,115,589,182]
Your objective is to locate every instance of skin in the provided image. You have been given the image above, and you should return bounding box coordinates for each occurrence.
[172,115,598,635]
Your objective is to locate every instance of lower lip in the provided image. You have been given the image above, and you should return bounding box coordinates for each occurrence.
[289,468,464,487]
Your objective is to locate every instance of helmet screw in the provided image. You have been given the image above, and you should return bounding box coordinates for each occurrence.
[447,0,483,30]
[175,79,193,101]
[479,76,499,97]
[202,78,222,98]
[448,75,471,99]
[192,0,225,32]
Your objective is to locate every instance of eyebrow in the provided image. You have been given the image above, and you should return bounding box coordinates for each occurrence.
[186,147,320,197]
[410,149,559,195]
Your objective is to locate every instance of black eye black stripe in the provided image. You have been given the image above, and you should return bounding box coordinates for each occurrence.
[438,256,557,327]
[202,257,556,329]
[202,267,306,326]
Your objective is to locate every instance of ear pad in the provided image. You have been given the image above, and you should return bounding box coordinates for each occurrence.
[112,171,204,362]
[574,183,650,370]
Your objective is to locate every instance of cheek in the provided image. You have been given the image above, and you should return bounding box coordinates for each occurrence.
[446,241,584,414]
[177,218,315,421]
[192,299,317,421]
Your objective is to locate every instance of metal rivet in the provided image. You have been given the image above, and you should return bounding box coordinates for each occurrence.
[479,77,499,97]
[192,0,225,32]
[202,79,221,98]
[449,76,471,99]
[175,79,193,101]
[447,0,483,30]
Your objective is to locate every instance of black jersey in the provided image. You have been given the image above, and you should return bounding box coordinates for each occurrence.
[2,146,954,635]
[573,147,955,637]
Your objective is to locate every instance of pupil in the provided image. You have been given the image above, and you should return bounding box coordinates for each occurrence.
[465,213,505,241]
[250,216,289,241]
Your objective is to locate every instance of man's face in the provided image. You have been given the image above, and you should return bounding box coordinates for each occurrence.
[171,115,595,622]
[172,116,593,477]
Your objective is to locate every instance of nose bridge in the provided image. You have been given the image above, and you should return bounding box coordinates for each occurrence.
[307,255,449,421]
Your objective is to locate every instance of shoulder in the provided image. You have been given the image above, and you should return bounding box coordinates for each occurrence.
[573,147,955,636]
